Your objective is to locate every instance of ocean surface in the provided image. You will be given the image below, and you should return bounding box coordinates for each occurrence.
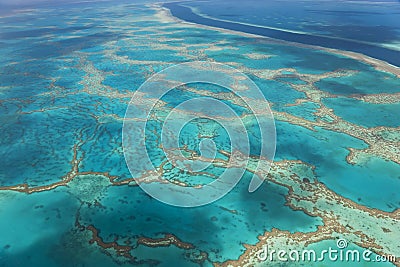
[0,0,399,266]
[164,0,400,66]
[179,1,400,53]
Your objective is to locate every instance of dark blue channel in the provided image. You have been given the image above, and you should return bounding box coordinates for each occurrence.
[164,2,400,67]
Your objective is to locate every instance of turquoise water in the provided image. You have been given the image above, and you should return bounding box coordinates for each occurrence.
[323,97,400,128]
[0,1,398,266]
[316,70,400,95]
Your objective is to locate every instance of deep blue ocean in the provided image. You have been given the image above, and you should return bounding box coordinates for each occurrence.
[167,0,400,66]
